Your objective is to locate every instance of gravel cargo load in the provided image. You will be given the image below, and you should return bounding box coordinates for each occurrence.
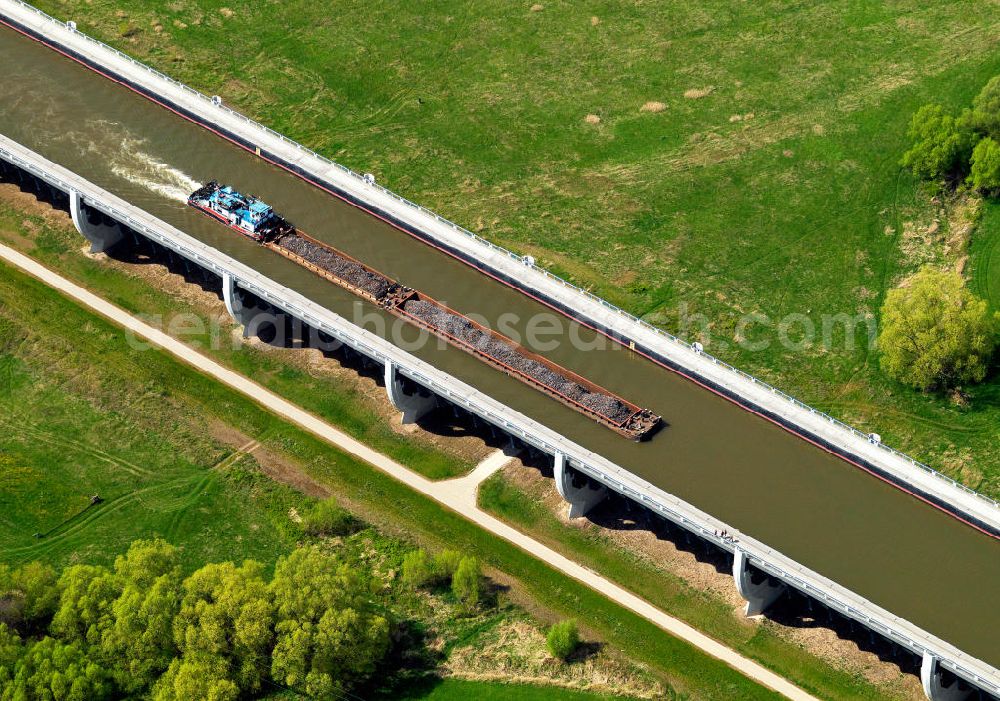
[403,299,633,424]
[277,234,396,300]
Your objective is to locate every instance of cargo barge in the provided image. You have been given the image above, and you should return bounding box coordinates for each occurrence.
[189,182,661,440]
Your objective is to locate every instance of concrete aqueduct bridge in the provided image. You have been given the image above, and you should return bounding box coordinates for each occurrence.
[3,127,999,701]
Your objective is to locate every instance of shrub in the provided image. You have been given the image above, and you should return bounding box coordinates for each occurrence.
[900,104,974,181]
[879,267,998,391]
[302,498,360,537]
[969,137,1000,193]
[432,549,463,583]
[451,557,481,610]
[546,619,580,661]
[401,550,432,589]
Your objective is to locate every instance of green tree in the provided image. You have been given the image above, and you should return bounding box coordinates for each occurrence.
[12,563,59,632]
[173,560,274,694]
[269,547,389,696]
[99,541,182,694]
[451,557,481,610]
[1,636,111,701]
[879,267,998,391]
[50,564,118,646]
[969,137,1000,192]
[0,562,59,633]
[0,624,23,689]
[401,549,432,589]
[900,104,974,181]
[546,619,580,661]
[152,656,238,701]
[302,498,361,537]
[432,549,462,584]
[112,538,180,590]
[968,75,1000,139]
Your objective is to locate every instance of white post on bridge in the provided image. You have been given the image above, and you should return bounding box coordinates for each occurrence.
[733,547,786,617]
[921,652,972,701]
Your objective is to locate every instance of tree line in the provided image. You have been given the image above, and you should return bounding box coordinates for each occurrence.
[0,508,585,700]
[0,540,390,700]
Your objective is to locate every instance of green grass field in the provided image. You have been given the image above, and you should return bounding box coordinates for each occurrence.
[28,0,1000,496]
[971,201,1000,313]
[0,275,306,573]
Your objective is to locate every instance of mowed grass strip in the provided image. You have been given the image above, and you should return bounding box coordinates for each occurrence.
[478,472,909,701]
[0,286,307,572]
[28,0,1000,495]
[0,261,779,700]
[971,201,1000,313]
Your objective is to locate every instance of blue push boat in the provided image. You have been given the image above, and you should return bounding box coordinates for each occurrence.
[187,180,293,242]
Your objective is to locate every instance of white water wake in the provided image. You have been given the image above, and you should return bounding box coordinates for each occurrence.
[76,121,201,203]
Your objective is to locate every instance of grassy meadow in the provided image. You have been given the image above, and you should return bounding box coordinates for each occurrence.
[388,679,642,701]
[27,0,1000,495]
[0,268,306,572]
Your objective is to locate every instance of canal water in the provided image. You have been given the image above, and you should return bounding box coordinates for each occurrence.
[2,26,997,665]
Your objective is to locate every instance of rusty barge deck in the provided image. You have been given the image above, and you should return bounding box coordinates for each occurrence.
[266,229,660,440]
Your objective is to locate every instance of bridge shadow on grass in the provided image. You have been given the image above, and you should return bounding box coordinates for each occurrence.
[110,236,222,298]
[590,491,733,577]
[767,591,922,677]
[0,168,68,212]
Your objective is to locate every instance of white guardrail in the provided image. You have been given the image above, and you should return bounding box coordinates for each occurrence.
[4,0,996,518]
[2,132,998,698]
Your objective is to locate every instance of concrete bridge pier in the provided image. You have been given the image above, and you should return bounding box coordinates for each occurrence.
[554,452,607,519]
[69,189,122,253]
[221,272,278,338]
[922,653,973,701]
[733,548,786,616]
[222,272,249,327]
[384,359,436,424]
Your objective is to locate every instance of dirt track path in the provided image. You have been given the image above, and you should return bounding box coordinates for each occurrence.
[0,243,817,701]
